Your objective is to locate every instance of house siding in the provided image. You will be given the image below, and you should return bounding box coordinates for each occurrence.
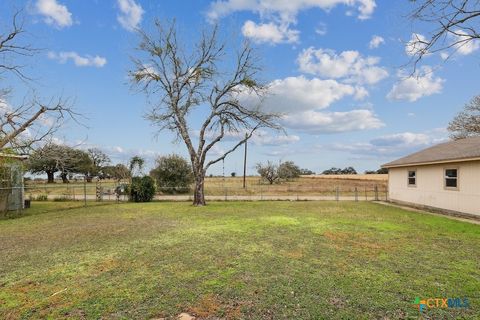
[388,160,480,216]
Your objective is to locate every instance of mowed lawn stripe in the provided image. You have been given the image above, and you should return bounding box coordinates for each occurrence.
[0,201,479,319]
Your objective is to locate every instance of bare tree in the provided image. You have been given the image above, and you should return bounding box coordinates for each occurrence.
[0,10,78,153]
[256,161,280,185]
[0,10,36,81]
[87,147,110,168]
[409,0,480,66]
[130,20,281,205]
[448,94,480,139]
[0,96,76,153]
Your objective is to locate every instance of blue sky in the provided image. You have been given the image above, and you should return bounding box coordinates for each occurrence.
[1,0,479,175]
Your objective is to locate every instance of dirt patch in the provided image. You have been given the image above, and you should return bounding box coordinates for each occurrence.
[323,231,394,257]
[189,294,221,318]
[281,248,304,259]
[189,294,244,319]
[329,296,347,309]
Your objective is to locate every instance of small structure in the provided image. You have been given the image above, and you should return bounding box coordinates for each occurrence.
[0,153,28,213]
[382,137,480,217]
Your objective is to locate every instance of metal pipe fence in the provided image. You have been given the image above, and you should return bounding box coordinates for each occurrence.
[7,182,389,204]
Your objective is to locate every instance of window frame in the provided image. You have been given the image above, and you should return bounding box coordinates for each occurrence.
[407,169,417,187]
[444,167,459,191]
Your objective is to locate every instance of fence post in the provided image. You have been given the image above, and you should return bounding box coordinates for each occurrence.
[374,184,379,201]
[83,177,87,207]
[354,187,358,202]
[335,186,339,202]
[96,179,102,202]
[365,187,367,201]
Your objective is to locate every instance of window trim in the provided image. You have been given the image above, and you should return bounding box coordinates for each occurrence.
[444,167,459,191]
[407,169,417,187]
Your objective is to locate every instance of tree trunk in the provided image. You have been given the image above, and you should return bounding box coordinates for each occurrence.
[193,171,206,206]
[46,171,55,183]
[60,172,69,183]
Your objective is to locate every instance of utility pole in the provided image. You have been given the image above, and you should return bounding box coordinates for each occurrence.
[243,133,248,189]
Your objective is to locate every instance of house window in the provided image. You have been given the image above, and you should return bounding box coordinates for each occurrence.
[445,169,458,189]
[408,170,416,186]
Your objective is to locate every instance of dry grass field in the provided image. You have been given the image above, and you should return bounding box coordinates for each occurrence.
[203,175,388,196]
[24,175,388,199]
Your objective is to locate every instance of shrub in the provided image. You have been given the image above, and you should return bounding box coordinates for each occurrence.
[150,154,193,194]
[257,160,301,184]
[35,194,48,201]
[129,176,156,202]
[278,161,301,181]
[256,161,279,185]
[53,196,70,202]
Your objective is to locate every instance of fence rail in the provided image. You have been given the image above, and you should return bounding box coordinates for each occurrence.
[5,182,389,204]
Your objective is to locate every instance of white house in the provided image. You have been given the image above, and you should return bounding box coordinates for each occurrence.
[382,137,480,217]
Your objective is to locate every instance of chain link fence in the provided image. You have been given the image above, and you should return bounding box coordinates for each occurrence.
[14,180,389,204]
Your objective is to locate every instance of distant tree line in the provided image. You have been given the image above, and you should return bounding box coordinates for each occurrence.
[365,168,388,175]
[28,143,131,183]
[321,167,357,175]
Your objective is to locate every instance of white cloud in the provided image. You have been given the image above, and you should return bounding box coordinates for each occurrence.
[117,0,144,31]
[315,23,327,36]
[282,109,384,134]
[440,52,450,60]
[241,20,299,44]
[236,75,381,135]
[35,0,73,28]
[297,47,388,85]
[207,0,376,22]
[48,51,107,68]
[387,66,444,102]
[251,130,300,145]
[450,30,480,55]
[0,98,12,113]
[370,132,431,148]
[330,131,447,157]
[194,128,300,147]
[240,76,361,113]
[405,33,428,57]
[369,35,384,49]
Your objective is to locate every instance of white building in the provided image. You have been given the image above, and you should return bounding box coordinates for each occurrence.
[382,137,480,217]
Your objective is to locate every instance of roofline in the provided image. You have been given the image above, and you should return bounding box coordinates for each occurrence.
[382,156,480,169]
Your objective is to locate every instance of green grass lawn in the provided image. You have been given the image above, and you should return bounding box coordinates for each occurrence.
[1,201,479,319]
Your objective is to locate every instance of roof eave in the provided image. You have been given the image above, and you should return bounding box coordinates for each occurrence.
[382,156,480,169]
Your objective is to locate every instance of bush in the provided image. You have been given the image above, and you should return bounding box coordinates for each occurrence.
[322,167,357,175]
[256,161,279,185]
[35,194,48,201]
[278,161,301,181]
[257,160,301,184]
[129,176,156,202]
[53,196,71,202]
[150,154,193,194]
